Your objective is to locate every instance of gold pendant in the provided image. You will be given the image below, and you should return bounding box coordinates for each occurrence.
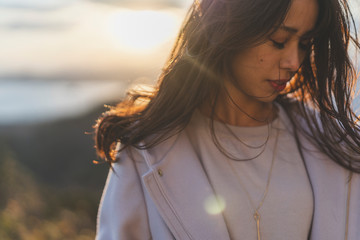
[254,211,261,240]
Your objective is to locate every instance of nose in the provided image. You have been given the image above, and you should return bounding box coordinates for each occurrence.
[280,44,303,72]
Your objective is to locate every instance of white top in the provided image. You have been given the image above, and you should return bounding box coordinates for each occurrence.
[186,105,314,239]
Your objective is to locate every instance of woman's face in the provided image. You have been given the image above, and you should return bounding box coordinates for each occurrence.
[228,0,318,104]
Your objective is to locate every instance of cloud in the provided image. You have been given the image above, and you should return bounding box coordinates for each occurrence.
[0,0,192,11]
[0,0,75,11]
[3,21,72,31]
[86,0,187,8]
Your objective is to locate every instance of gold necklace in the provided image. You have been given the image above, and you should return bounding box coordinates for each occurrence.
[226,128,280,240]
[212,109,276,161]
[222,121,272,161]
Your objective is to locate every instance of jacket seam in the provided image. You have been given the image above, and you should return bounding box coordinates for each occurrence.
[143,174,182,239]
[140,143,194,240]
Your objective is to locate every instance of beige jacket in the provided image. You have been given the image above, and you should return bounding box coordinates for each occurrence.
[96,113,359,239]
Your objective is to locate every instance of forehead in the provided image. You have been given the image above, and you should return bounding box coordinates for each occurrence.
[282,0,319,36]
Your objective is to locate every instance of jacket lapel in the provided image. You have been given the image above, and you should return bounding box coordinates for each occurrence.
[347,172,360,239]
[141,133,231,240]
[301,135,352,240]
[276,104,359,240]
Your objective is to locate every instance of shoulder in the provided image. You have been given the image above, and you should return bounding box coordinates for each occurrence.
[116,125,197,168]
[115,111,205,166]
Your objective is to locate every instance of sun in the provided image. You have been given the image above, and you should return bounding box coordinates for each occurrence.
[106,10,179,52]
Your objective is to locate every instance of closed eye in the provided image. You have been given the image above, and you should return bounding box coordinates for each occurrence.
[270,39,285,49]
[270,38,313,51]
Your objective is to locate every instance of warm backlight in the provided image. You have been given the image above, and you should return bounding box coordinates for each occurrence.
[107,10,179,52]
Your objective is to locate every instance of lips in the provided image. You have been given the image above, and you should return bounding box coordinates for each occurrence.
[268,79,289,91]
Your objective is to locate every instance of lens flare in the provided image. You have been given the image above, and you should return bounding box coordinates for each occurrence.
[204,195,226,215]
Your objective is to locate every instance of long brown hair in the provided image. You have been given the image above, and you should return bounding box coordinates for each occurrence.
[94,0,360,172]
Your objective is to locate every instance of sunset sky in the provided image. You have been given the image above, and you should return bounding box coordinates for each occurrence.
[0,0,358,80]
[0,0,193,79]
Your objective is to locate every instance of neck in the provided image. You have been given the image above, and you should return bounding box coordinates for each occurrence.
[201,86,278,127]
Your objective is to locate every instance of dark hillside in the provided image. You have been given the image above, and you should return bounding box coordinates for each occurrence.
[0,104,112,239]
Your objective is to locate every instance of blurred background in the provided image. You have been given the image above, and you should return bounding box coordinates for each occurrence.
[0,0,358,239]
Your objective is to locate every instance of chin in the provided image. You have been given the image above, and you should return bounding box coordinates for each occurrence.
[257,92,279,103]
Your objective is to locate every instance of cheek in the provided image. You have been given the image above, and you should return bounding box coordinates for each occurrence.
[243,54,269,69]
[254,49,279,68]
[233,48,265,69]
[231,47,279,74]
[252,50,268,67]
[257,54,278,69]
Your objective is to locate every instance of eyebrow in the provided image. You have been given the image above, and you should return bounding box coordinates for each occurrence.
[279,25,315,37]
[280,25,298,34]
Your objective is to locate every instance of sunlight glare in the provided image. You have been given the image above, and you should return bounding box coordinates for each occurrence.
[204,195,226,215]
[107,10,179,52]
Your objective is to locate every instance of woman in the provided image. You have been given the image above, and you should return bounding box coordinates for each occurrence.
[94,0,360,239]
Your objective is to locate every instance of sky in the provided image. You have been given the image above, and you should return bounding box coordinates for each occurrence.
[0,0,193,124]
[0,0,193,80]
[0,0,358,80]
[0,0,359,124]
